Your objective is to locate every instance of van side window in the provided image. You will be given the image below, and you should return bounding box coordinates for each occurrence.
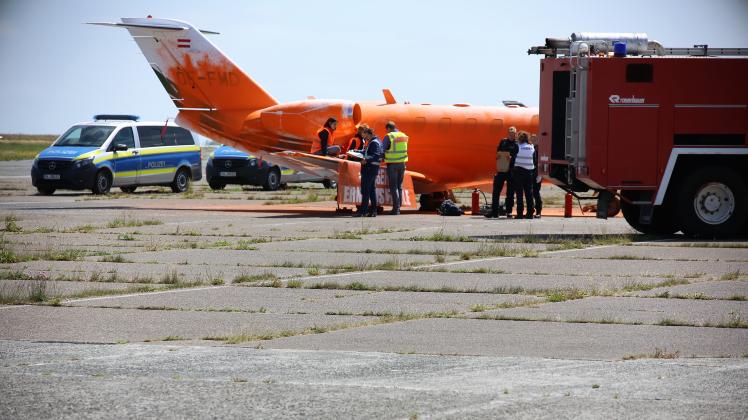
[137,126,166,148]
[626,64,653,83]
[109,127,135,150]
[163,127,195,146]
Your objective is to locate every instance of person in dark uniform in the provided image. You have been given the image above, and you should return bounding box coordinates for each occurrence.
[485,126,519,218]
[312,118,342,156]
[530,134,542,218]
[512,131,536,219]
[353,127,383,217]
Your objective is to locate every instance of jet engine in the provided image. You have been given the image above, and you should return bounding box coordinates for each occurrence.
[258,100,361,143]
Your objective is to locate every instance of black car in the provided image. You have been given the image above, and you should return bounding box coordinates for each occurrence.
[206,146,335,191]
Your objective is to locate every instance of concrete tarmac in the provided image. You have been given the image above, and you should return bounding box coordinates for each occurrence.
[1,160,746,418]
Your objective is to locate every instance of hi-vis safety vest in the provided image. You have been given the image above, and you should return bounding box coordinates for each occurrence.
[312,127,334,154]
[515,143,536,170]
[384,131,409,163]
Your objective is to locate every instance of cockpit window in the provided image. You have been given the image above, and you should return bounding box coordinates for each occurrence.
[55,125,116,147]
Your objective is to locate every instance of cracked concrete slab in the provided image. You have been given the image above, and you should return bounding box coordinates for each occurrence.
[444,256,746,278]
[292,270,675,293]
[475,296,748,326]
[118,248,440,267]
[0,305,368,343]
[542,245,748,261]
[631,280,748,300]
[2,341,746,419]
[67,285,544,315]
[253,318,748,359]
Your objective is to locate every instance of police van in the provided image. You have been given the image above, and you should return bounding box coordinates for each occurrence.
[31,115,202,195]
[206,145,336,191]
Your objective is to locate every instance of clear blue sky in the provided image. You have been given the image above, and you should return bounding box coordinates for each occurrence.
[1,0,747,134]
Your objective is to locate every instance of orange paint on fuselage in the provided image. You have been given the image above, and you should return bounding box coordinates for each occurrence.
[111,17,539,193]
[180,97,537,193]
[177,96,537,192]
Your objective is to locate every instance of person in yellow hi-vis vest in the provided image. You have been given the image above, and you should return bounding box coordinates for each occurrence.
[383,121,409,215]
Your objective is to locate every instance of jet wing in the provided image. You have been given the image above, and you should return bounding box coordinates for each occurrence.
[260,151,434,188]
[262,152,341,180]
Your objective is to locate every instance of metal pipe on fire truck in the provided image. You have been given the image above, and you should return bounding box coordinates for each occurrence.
[530,33,748,238]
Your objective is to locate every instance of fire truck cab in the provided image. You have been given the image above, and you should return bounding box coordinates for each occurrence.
[530,33,748,238]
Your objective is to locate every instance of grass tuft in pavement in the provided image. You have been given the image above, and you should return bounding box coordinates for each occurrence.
[720,270,741,281]
[160,268,182,284]
[408,230,475,242]
[4,215,22,233]
[99,254,131,263]
[622,347,680,360]
[233,272,278,284]
[106,216,163,229]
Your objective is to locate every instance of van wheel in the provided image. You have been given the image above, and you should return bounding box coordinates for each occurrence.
[171,168,191,193]
[262,168,280,191]
[120,186,137,194]
[208,181,226,190]
[677,166,746,238]
[92,170,112,195]
[322,179,337,189]
[37,186,56,196]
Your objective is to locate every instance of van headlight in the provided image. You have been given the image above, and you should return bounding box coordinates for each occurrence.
[73,157,94,169]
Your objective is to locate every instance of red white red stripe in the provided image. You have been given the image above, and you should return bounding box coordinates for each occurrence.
[177,38,190,48]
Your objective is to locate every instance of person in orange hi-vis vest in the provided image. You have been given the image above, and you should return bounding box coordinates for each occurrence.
[312,118,342,156]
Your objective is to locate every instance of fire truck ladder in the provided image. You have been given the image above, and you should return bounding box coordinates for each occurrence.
[658,46,748,56]
[564,57,589,185]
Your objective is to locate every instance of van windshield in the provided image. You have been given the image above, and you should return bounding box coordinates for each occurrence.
[55,125,116,147]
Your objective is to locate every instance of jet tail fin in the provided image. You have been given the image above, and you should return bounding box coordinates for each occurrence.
[90,17,277,112]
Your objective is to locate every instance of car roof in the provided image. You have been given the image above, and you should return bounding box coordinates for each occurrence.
[73,120,184,128]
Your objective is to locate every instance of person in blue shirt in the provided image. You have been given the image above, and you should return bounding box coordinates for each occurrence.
[354,127,383,217]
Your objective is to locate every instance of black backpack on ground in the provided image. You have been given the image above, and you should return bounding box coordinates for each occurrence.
[437,199,463,216]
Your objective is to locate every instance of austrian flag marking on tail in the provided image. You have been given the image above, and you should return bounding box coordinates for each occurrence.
[177,38,190,48]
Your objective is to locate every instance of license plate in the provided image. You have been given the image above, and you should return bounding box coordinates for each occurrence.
[43,174,61,180]
[219,171,236,177]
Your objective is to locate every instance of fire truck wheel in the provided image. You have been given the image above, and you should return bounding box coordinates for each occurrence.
[620,201,678,235]
[677,166,747,238]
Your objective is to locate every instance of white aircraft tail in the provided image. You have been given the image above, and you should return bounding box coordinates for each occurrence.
[90,17,277,112]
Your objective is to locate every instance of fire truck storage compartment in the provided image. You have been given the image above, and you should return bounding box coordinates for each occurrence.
[551,71,570,160]
[674,106,747,146]
[607,106,658,187]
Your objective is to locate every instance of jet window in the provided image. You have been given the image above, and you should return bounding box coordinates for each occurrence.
[489,119,504,136]
[55,125,116,147]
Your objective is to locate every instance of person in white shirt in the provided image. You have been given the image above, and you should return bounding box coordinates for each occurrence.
[512,132,536,219]
[530,134,542,218]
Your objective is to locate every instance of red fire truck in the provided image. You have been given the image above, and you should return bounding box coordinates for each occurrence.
[530,33,747,238]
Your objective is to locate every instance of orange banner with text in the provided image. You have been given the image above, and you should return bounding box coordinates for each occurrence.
[337,160,416,208]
